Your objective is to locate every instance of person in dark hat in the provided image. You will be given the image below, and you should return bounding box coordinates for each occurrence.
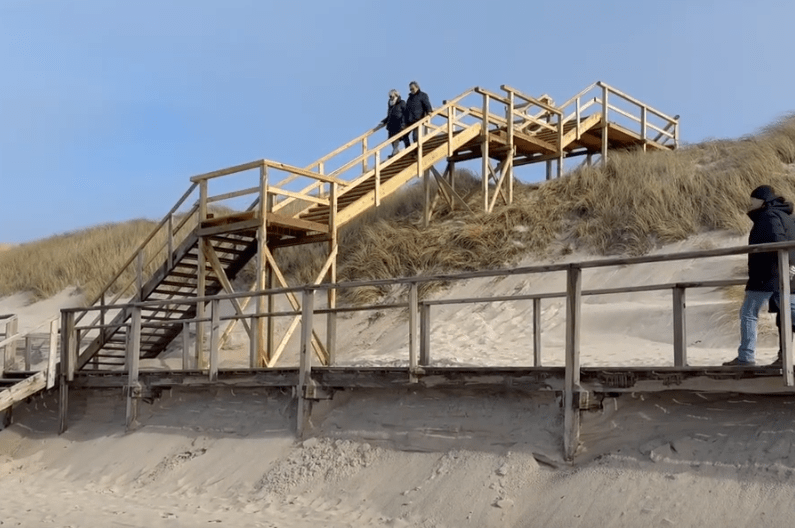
[404,81,433,145]
[380,89,409,157]
[724,185,795,366]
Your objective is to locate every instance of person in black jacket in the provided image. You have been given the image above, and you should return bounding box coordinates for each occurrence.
[381,89,409,157]
[724,185,795,366]
[404,81,433,144]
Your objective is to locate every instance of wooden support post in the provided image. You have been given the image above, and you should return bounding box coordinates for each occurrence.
[58,379,68,434]
[409,283,419,381]
[361,137,368,173]
[297,288,315,436]
[125,306,141,430]
[196,241,206,369]
[546,160,553,181]
[447,105,454,158]
[24,336,32,371]
[423,169,431,228]
[533,298,542,366]
[564,265,582,462]
[64,312,76,382]
[601,85,609,166]
[640,106,648,152]
[2,316,17,374]
[506,91,514,205]
[209,299,220,382]
[46,320,57,389]
[673,286,687,367]
[167,214,174,269]
[58,311,73,434]
[257,163,269,367]
[420,303,431,366]
[374,151,381,207]
[482,94,490,211]
[778,250,794,386]
[249,315,258,368]
[557,112,564,178]
[182,322,191,369]
[136,251,144,301]
[448,161,456,212]
[325,181,338,366]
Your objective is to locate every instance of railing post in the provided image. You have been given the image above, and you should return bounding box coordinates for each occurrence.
[420,302,431,366]
[297,287,315,436]
[601,84,609,166]
[209,298,220,382]
[327,183,339,366]
[778,250,794,386]
[58,311,75,434]
[199,179,208,221]
[46,319,57,389]
[481,93,490,211]
[409,282,420,381]
[182,322,191,370]
[24,336,32,371]
[167,213,174,269]
[564,264,582,462]
[640,106,648,152]
[533,298,542,366]
[374,151,381,207]
[361,137,368,173]
[256,163,269,367]
[249,314,258,368]
[447,105,454,158]
[506,91,514,205]
[125,305,142,430]
[136,251,144,301]
[673,286,687,367]
[2,316,17,373]
[557,111,564,178]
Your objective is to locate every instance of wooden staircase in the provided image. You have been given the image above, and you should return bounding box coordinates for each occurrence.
[65,82,678,373]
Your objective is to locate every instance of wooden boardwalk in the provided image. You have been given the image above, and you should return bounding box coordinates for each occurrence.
[2,82,688,460]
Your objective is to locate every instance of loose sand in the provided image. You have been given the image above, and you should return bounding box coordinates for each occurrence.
[1,230,794,527]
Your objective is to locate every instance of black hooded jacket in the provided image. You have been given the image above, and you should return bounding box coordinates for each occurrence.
[382,97,407,136]
[746,197,795,292]
[405,89,432,124]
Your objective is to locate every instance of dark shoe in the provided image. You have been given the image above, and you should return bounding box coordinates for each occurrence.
[722,357,756,366]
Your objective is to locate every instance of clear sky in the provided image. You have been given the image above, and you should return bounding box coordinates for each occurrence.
[1,0,793,244]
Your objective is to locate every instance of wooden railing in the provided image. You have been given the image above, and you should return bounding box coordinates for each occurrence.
[60,238,795,458]
[557,81,680,149]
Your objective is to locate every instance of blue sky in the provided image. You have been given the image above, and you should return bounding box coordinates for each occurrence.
[1,0,793,244]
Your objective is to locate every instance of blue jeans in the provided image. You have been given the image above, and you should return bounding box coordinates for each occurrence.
[738,290,795,362]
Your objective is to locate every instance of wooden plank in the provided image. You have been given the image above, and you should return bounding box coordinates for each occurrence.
[268,213,329,234]
[190,159,264,183]
[203,241,252,338]
[0,372,46,413]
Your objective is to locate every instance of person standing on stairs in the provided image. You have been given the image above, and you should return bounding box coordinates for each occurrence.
[405,81,433,145]
[723,185,795,367]
[381,89,409,157]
